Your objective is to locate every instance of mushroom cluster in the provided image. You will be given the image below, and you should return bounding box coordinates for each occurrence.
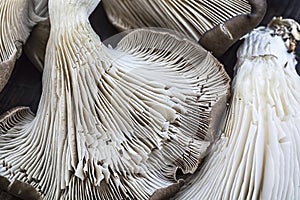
[1,0,300,200]
[0,0,230,199]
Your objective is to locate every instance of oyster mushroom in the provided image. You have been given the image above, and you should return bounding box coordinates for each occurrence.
[102,0,267,56]
[219,0,300,77]
[0,0,230,199]
[174,17,300,199]
[0,0,47,92]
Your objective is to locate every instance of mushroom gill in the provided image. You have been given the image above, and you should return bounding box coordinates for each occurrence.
[173,17,300,199]
[102,0,267,56]
[0,0,48,92]
[0,0,230,199]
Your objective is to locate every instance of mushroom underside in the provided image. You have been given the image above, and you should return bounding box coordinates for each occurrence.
[0,1,230,199]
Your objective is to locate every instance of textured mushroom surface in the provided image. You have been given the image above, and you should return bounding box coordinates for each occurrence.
[103,0,251,41]
[102,0,267,56]
[0,0,47,92]
[220,0,300,77]
[3,0,300,117]
[0,0,230,199]
[174,18,300,199]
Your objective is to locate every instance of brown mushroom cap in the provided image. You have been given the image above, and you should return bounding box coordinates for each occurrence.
[24,18,50,72]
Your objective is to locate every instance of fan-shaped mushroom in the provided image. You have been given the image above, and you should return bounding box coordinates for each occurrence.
[102,0,267,56]
[0,0,48,92]
[0,0,230,199]
[174,17,300,199]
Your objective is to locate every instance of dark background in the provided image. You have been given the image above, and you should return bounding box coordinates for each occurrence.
[0,0,299,115]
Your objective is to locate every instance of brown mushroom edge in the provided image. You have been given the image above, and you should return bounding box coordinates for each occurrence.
[199,0,267,57]
[0,176,41,200]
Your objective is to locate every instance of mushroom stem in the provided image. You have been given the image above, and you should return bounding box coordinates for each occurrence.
[199,0,267,57]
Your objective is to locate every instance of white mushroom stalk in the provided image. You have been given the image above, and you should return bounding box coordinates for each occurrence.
[0,0,48,92]
[174,17,300,199]
[0,0,230,199]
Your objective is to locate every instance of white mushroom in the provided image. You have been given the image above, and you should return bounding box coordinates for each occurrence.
[173,17,300,199]
[0,0,230,199]
[0,0,47,92]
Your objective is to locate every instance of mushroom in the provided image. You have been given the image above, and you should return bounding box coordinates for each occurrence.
[0,0,230,199]
[173,17,300,199]
[220,0,300,77]
[0,0,47,92]
[102,0,267,56]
